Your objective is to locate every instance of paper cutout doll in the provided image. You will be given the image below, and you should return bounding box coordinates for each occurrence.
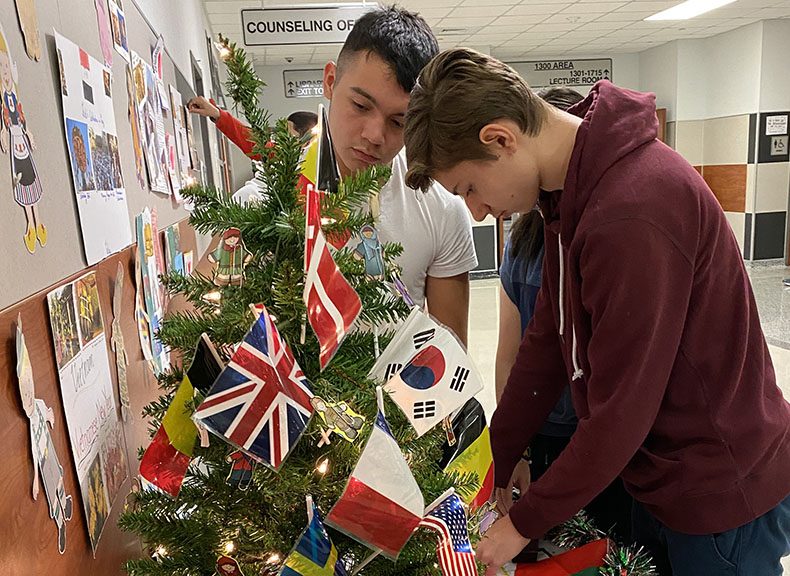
[0,25,45,253]
[112,262,131,421]
[216,555,245,576]
[13,0,41,61]
[226,450,255,491]
[208,228,252,287]
[311,396,364,445]
[17,314,74,554]
[352,224,385,280]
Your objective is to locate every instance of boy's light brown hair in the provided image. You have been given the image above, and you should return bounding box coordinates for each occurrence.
[405,48,549,192]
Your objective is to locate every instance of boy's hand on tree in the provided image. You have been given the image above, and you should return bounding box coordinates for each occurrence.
[187,96,220,120]
[494,459,531,516]
[476,514,530,575]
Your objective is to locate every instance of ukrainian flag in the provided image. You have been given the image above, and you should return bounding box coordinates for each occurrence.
[282,502,348,576]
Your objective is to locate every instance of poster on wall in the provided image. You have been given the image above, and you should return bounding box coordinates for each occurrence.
[169,85,191,183]
[136,207,169,374]
[46,272,129,553]
[107,0,129,62]
[94,0,113,67]
[131,51,169,194]
[55,32,132,266]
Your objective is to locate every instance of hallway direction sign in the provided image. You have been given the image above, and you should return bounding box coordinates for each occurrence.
[510,59,613,89]
[284,69,324,98]
[242,4,375,46]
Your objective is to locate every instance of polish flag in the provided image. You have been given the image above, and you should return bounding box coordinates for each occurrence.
[326,409,424,559]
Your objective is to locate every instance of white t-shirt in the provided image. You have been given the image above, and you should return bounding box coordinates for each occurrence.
[232,179,267,206]
[374,149,478,308]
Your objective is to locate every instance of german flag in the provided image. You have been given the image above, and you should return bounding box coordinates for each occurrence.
[440,398,494,510]
[139,334,223,497]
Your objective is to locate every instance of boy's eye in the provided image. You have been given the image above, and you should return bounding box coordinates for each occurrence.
[392,119,404,129]
[352,100,368,111]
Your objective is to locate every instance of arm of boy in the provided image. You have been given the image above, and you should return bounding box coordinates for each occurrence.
[503,220,692,540]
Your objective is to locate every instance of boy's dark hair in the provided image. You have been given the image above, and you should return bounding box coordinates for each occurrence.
[509,87,584,263]
[404,48,549,192]
[337,5,438,93]
[286,111,318,138]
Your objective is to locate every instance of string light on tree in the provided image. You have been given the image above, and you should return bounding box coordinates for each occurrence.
[223,540,235,554]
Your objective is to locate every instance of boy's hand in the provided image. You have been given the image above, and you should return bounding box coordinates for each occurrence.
[494,459,531,516]
[187,96,220,120]
[476,514,530,575]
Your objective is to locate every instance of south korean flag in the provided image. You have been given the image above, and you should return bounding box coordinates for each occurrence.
[383,326,483,437]
[368,307,439,385]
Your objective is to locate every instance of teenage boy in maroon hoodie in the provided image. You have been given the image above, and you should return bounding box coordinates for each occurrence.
[404,47,790,576]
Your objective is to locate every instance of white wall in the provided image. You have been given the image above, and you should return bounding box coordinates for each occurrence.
[639,42,678,121]
[703,21,762,118]
[676,39,707,121]
[759,19,790,112]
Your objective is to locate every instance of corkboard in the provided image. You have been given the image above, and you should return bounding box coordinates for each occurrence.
[0,219,197,573]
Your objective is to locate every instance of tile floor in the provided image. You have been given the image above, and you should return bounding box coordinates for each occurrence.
[467,264,790,572]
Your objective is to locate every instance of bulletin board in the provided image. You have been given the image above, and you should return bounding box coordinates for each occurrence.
[0,0,213,572]
[0,0,200,311]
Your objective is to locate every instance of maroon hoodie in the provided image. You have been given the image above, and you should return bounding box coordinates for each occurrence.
[492,81,790,538]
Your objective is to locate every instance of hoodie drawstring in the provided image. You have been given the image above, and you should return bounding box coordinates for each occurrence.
[558,234,584,381]
[558,234,565,337]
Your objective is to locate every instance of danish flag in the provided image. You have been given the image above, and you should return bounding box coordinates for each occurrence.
[303,182,361,369]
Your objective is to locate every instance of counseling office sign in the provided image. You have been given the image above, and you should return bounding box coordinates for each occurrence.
[242,4,376,46]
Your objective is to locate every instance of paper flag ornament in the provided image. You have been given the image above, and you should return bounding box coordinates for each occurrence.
[139,334,223,497]
[419,490,477,576]
[303,179,361,370]
[374,308,484,437]
[440,398,494,510]
[326,389,424,560]
[281,498,348,576]
[194,306,313,470]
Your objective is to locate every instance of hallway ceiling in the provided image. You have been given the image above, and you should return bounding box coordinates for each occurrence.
[203,0,790,64]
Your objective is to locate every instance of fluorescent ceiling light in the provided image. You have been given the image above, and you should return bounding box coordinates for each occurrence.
[645,0,737,20]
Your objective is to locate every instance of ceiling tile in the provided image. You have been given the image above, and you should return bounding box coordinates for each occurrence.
[446,5,513,18]
[505,3,568,15]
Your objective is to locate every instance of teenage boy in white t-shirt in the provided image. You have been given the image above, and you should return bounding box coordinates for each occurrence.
[188,6,477,342]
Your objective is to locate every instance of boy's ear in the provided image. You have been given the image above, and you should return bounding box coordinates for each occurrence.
[478,122,518,154]
[323,62,337,100]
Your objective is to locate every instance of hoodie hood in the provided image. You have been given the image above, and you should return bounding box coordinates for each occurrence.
[544,81,658,243]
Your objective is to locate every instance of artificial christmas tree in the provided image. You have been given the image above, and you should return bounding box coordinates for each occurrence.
[119,37,477,576]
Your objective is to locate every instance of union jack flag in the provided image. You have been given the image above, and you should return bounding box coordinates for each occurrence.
[420,491,478,576]
[193,309,314,469]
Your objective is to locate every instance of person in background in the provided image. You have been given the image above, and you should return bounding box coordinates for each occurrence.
[188,6,477,343]
[229,111,319,206]
[496,86,632,549]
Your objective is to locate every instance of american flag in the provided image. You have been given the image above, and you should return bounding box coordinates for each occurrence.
[193,310,313,469]
[420,491,478,576]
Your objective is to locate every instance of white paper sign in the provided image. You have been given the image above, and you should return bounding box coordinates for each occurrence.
[55,32,132,266]
[766,115,788,136]
[242,4,376,46]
